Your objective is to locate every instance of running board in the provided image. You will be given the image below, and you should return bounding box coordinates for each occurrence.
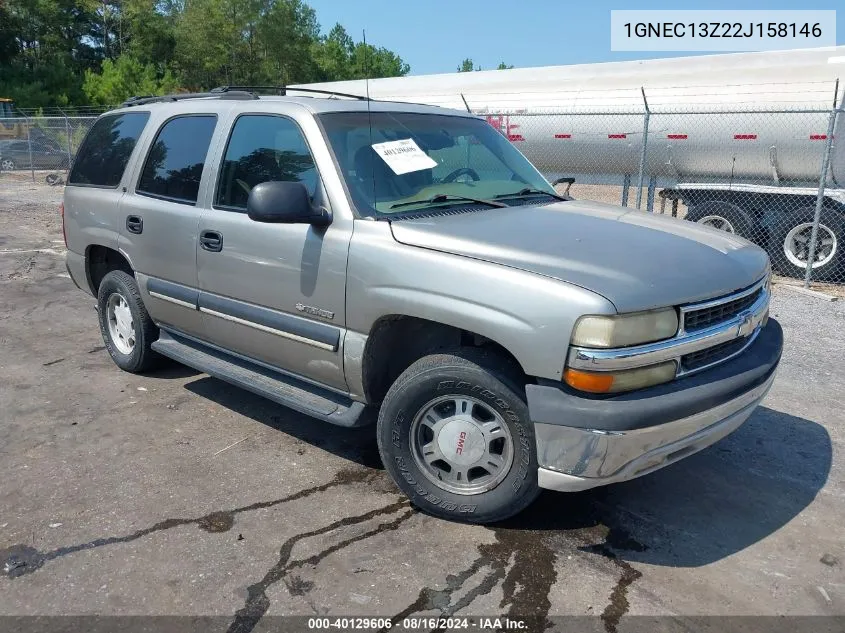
[151,331,369,427]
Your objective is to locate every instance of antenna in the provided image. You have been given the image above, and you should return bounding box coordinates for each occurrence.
[364,30,376,207]
[460,93,471,113]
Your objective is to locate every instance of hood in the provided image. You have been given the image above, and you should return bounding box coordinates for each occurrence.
[389,201,769,313]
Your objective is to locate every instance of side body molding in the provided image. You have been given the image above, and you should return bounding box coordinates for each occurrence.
[143,276,341,352]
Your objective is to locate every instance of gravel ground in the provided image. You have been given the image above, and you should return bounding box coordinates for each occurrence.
[0,183,843,630]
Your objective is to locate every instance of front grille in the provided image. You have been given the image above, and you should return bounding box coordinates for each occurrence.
[681,336,750,372]
[683,287,762,332]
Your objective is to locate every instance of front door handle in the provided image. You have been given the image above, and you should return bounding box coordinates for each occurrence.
[126,215,143,234]
[199,230,223,252]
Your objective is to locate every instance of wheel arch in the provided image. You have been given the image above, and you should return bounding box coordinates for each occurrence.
[85,244,134,296]
[359,315,528,406]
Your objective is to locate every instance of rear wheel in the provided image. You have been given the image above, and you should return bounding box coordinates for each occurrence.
[769,208,844,280]
[97,270,161,373]
[1,158,16,171]
[377,349,540,523]
[685,201,756,240]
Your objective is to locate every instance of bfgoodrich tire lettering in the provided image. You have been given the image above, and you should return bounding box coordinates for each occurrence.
[97,270,161,373]
[377,349,540,523]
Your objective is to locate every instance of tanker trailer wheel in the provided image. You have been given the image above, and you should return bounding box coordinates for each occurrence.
[685,201,756,241]
[768,208,845,281]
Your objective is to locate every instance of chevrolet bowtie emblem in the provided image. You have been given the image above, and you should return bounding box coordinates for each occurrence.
[737,310,754,338]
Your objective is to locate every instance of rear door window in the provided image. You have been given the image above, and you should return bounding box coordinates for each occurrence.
[68,112,150,187]
[214,115,317,211]
[137,115,217,205]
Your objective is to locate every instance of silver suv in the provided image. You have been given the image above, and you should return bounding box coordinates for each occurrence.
[63,89,782,523]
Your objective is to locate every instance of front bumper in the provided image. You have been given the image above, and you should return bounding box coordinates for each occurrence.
[528,318,782,492]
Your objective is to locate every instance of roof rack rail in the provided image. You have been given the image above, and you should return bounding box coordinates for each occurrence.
[120,90,259,108]
[212,85,369,101]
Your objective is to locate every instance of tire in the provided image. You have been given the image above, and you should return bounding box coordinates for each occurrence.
[97,270,161,373]
[377,349,540,524]
[685,201,757,241]
[1,158,16,171]
[768,208,845,281]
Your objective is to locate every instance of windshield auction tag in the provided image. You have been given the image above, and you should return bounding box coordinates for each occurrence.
[371,138,437,175]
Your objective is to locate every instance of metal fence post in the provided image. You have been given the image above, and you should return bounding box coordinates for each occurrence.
[803,80,840,288]
[26,115,35,182]
[62,110,73,173]
[635,87,650,210]
[647,175,657,212]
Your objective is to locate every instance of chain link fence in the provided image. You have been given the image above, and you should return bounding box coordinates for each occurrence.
[0,115,98,188]
[3,94,844,289]
[476,90,845,290]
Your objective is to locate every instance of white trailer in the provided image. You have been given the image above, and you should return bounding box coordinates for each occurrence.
[293,47,845,279]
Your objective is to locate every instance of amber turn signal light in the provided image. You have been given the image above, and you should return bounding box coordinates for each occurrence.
[563,368,615,393]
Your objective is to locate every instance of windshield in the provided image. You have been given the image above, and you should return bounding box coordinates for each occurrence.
[319,111,557,217]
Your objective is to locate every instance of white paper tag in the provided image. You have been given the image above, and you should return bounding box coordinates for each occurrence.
[371,138,438,175]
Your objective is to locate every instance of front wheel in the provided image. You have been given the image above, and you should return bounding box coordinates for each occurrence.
[1,158,16,171]
[377,349,540,523]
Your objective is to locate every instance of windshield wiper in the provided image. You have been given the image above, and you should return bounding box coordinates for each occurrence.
[390,193,507,210]
[494,188,568,201]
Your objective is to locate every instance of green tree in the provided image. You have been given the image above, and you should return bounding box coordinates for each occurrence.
[313,23,355,80]
[313,24,409,81]
[0,0,409,107]
[122,0,177,69]
[457,58,478,72]
[457,59,513,73]
[173,0,240,88]
[257,0,322,84]
[83,54,178,105]
[0,0,100,107]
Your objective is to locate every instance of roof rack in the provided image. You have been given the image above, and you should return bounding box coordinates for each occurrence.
[120,90,258,108]
[120,85,370,109]
[212,85,370,100]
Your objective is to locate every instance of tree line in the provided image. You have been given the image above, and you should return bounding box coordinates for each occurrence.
[0,0,412,108]
[457,59,514,72]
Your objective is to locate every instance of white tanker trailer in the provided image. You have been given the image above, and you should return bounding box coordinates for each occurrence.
[293,47,845,279]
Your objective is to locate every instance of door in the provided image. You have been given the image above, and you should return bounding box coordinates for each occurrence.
[118,114,218,338]
[196,113,351,392]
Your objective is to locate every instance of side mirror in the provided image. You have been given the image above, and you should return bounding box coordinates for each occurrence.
[246,181,331,226]
[552,177,575,198]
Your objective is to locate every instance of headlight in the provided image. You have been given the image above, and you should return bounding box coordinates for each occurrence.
[563,361,677,394]
[571,308,679,348]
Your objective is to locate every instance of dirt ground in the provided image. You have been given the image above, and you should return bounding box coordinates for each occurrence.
[1,183,843,631]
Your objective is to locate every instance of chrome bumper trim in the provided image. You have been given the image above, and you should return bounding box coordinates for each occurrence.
[535,370,775,492]
[568,277,769,376]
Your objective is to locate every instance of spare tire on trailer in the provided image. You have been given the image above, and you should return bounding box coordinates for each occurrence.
[684,201,758,242]
[768,208,845,281]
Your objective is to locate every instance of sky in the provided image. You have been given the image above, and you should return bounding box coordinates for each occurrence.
[305,0,845,76]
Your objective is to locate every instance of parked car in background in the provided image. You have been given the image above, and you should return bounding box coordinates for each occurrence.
[0,139,68,171]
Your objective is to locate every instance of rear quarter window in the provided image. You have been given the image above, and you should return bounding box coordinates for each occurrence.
[68,112,150,187]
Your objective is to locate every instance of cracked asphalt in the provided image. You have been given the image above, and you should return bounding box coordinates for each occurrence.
[1,181,844,630]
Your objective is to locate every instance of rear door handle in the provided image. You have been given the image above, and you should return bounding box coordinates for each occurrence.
[199,230,223,252]
[126,215,143,234]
